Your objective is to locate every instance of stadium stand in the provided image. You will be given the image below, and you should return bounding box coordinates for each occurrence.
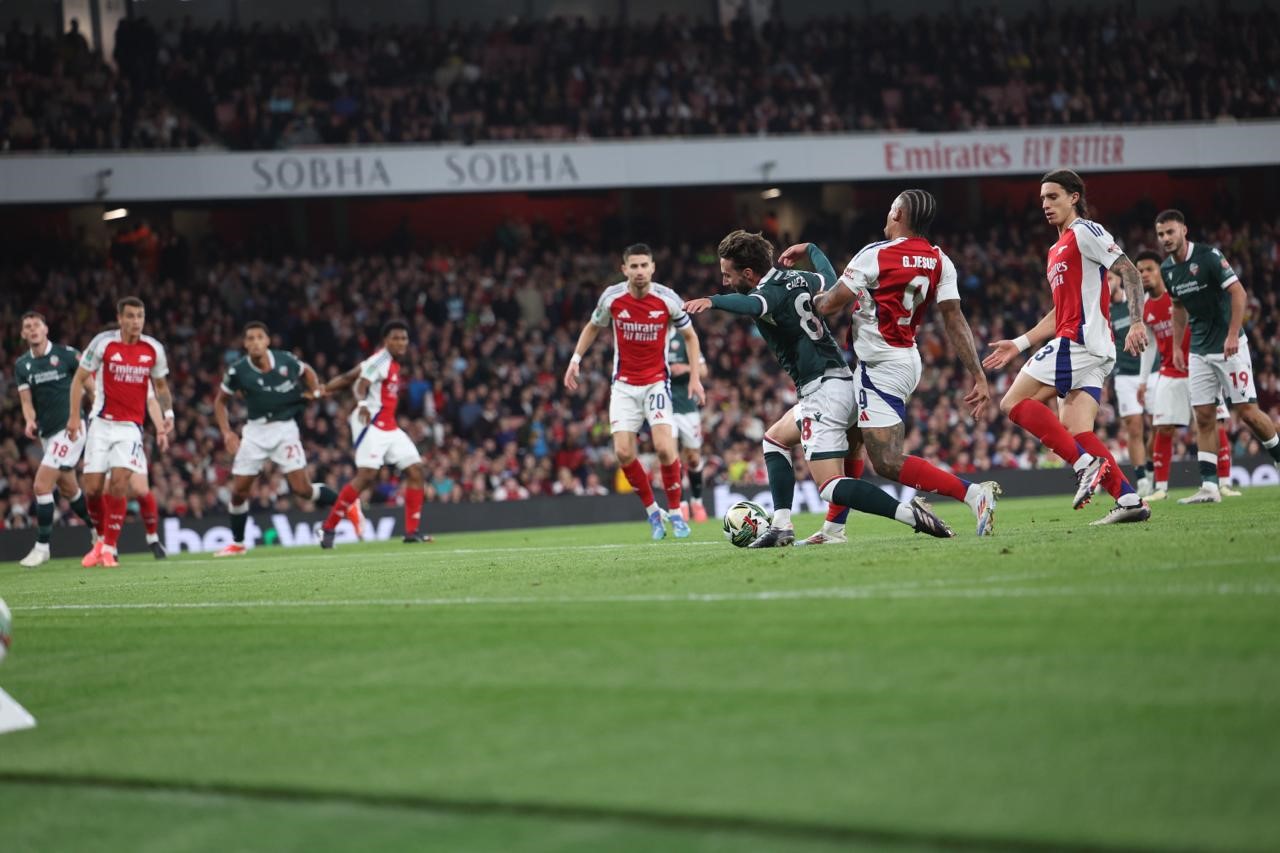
[4,6,1279,152]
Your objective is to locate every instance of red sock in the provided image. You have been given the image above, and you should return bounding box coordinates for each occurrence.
[404,487,424,534]
[900,456,970,502]
[87,492,105,535]
[137,491,159,536]
[1009,399,1082,464]
[660,461,683,511]
[103,494,127,548]
[825,455,862,521]
[1152,432,1172,486]
[621,459,656,507]
[1073,431,1129,499]
[1217,426,1232,479]
[323,483,361,531]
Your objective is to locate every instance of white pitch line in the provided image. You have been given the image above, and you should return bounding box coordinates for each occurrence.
[16,582,1280,613]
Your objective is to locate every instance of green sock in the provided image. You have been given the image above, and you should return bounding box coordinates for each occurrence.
[230,505,249,544]
[36,498,55,545]
[1197,452,1217,486]
[67,491,93,526]
[687,468,703,500]
[831,478,901,521]
[1265,435,1280,464]
[313,484,338,507]
[763,450,795,516]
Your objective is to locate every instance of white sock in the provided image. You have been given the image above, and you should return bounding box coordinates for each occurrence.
[33,541,50,554]
[821,520,845,536]
[36,492,55,505]
[1155,482,1168,492]
[645,502,661,517]
[963,483,982,509]
[1072,452,1095,473]
[1263,434,1279,449]
[145,533,159,544]
[1219,477,1233,487]
[1118,493,1140,507]
[229,501,249,514]
[893,503,916,526]
[773,508,792,530]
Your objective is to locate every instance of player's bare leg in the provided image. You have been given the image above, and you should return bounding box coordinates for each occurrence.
[319,467,378,548]
[651,425,689,538]
[861,422,1001,537]
[680,446,707,522]
[399,463,431,543]
[613,431,666,540]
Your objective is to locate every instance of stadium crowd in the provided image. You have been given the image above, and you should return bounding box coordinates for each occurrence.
[2,210,1278,529]
[3,5,1279,152]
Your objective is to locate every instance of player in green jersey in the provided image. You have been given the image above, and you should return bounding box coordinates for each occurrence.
[684,230,954,546]
[212,322,342,556]
[1156,209,1280,503]
[666,329,709,522]
[14,311,96,567]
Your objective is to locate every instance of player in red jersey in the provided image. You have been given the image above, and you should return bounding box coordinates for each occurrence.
[1134,251,1239,500]
[785,190,1000,541]
[67,296,174,567]
[318,321,428,548]
[563,243,705,540]
[984,170,1150,525]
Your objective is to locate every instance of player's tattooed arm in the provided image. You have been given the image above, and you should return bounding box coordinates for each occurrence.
[66,366,92,439]
[1113,255,1147,356]
[152,376,175,437]
[937,300,991,419]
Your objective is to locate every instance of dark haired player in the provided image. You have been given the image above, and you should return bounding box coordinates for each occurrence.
[789,189,1000,540]
[1155,209,1280,503]
[212,321,342,557]
[984,170,1150,525]
[686,229,954,546]
[319,321,431,548]
[564,243,706,540]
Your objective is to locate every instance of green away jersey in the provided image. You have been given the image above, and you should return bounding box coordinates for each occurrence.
[712,268,846,390]
[667,331,703,414]
[1109,297,1141,376]
[16,341,80,438]
[221,349,309,422]
[1161,242,1242,356]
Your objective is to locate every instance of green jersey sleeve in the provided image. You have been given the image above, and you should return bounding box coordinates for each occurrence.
[1207,248,1240,289]
[221,364,240,395]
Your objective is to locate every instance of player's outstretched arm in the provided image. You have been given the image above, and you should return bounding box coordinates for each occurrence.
[937,300,990,419]
[686,294,766,317]
[679,325,706,405]
[983,309,1056,371]
[323,364,361,396]
[564,322,602,391]
[1113,256,1147,356]
[1170,301,1189,371]
[19,387,38,439]
[66,366,92,439]
[213,387,240,455]
[302,364,324,399]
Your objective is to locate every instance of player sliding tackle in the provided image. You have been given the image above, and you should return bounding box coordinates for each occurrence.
[984,169,1149,525]
[685,230,954,547]
[564,244,705,540]
[793,189,1001,539]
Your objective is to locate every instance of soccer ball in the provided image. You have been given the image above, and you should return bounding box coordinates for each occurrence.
[0,598,11,664]
[723,500,770,547]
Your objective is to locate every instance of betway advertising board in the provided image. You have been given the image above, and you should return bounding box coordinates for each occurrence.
[1,122,1277,203]
[0,459,1274,561]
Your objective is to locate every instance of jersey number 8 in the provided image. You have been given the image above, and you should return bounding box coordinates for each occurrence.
[795,292,824,342]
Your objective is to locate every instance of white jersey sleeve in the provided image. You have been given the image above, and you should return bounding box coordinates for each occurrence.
[837,244,882,293]
[143,335,169,379]
[652,284,691,329]
[936,250,960,303]
[590,284,624,328]
[360,350,392,384]
[79,330,116,373]
[1073,220,1124,270]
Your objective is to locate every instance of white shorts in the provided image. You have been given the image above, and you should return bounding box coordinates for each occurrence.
[1144,375,1159,415]
[232,420,307,477]
[354,424,420,470]
[796,376,856,461]
[609,380,673,435]
[1020,337,1115,398]
[1189,338,1257,407]
[39,428,86,471]
[83,418,147,475]
[855,354,921,428]
[672,411,703,449]
[1151,374,1191,427]
[1113,374,1144,418]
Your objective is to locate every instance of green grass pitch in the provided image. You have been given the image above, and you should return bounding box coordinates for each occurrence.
[2,491,1279,852]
